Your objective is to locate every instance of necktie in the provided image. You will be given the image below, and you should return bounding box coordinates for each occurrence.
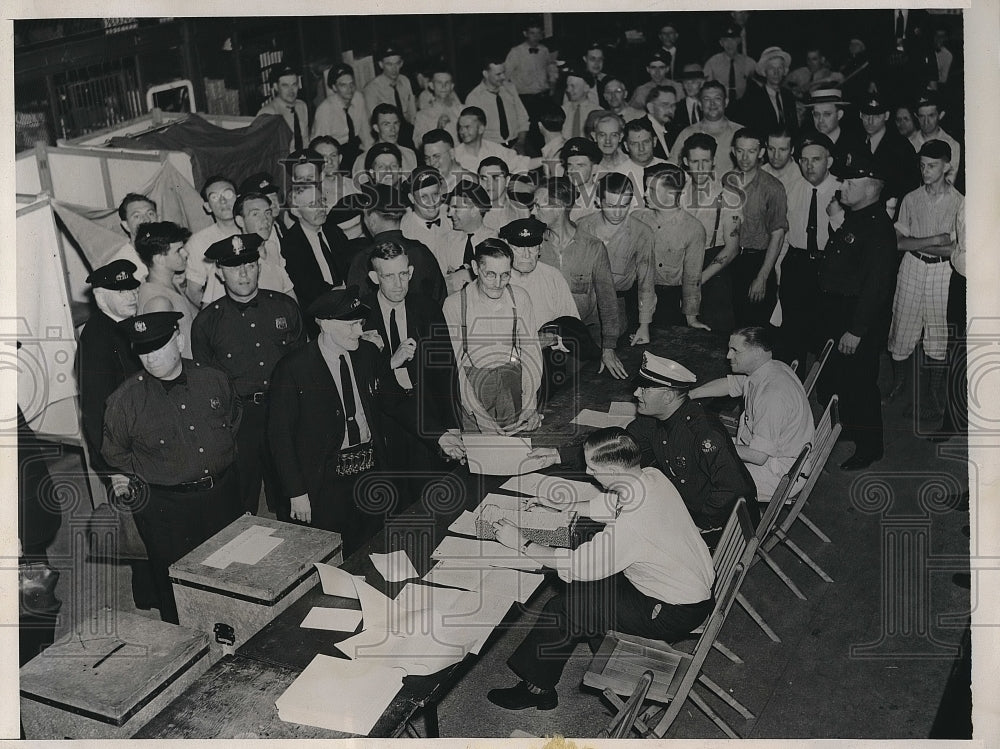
[389,308,402,353]
[528,47,539,54]
[388,307,413,389]
[318,230,340,284]
[345,106,356,143]
[775,90,784,123]
[290,105,303,150]
[728,58,737,102]
[895,10,905,39]
[339,355,362,445]
[806,188,819,254]
[392,84,404,118]
[496,93,510,142]
[663,50,673,79]
[572,103,582,138]
[425,218,441,229]
[693,102,701,123]
[463,234,475,267]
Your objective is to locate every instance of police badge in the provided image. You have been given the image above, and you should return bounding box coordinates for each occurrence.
[275,316,288,331]
[210,397,221,410]
[701,438,716,453]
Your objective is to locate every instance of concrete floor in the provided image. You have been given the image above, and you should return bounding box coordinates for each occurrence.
[26,351,972,739]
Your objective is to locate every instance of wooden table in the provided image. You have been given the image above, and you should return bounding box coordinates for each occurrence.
[137,327,729,739]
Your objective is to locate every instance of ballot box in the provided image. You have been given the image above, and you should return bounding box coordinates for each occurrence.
[19,610,211,739]
[169,516,342,656]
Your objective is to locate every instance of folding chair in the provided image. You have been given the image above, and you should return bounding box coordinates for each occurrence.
[761,396,841,582]
[732,445,812,640]
[584,499,758,738]
[803,338,835,398]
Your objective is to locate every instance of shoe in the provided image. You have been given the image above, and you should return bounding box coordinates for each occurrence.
[840,451,883,471]
[487,681,558,711]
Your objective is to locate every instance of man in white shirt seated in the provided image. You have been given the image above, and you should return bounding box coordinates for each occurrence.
[399,166,463,259]
[690,325,814,501]
[453,106,538,175]
[351,103,418,178]
[487,427,714,711]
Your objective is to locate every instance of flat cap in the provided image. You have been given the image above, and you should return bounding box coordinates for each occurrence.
[307,284,371,321]
[499,217,547,247]
[269,63,300,85]
[87,259,140,290]
[918,139,952,162]
[119,311,183,355]
[238,172,280,197]
[404,166,444,195]
[561,137,601,164]
[859,95,890,115]
[446,179,492,211]
[794,132,836,157]
[635,352,697,389]
[205,233,263,266]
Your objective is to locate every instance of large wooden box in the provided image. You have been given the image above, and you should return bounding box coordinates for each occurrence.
[19,610,210,739]
[169,516,342,656]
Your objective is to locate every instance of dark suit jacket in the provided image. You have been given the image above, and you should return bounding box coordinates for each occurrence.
[267,339,386,502]
[76,307,142,473]
[737,80,799,139]
[673,97,700,131]
[871,128,921,205]
[346,230,447,307]
[280,221,351,322]
[362,291,458,435]
[637,116,672,161]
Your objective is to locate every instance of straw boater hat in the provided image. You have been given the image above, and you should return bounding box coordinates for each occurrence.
[755,46,792,77]
[806,88,848,107]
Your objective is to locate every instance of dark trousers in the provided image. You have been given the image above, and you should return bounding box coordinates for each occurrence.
[507,574,712,690]
[779,249,823,375]
[539,315,600,404]
[700,246,735,335]
[235,400,280,515]
[616,283,641,343]
[816,294,887,458]
[305,467,384,557]
[941,272,967,433]
[132,470,241,624]
[731,250,778,329]
[652,285,686,328]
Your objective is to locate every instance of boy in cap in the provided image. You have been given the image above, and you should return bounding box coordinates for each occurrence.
[363,46,417,127]
[312,64,371,168]
[910,92,961,185]
[885,139,964,418]
[690,325,814,496]
[561,67,600,140]
[628,351,758,540]
[103,311,242,622]
[629,50,680,111]
[487,426,713,711]
[560,137,602,221]
[858,95,920,209]
[192,234,304,516]
[703,25,756,109]
[256,63,309,151]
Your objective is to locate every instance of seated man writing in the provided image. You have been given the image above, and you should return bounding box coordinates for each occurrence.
[487,427,714,710]
[689,325,814,502]
[442,238,543,435]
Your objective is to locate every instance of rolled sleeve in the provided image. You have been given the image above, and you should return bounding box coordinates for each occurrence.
[727,374,748,398]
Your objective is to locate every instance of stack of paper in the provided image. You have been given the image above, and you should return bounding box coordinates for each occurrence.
[571,408,635,429]
[431,535,543,571]
[276,654,405,735]
[201,525,284,569]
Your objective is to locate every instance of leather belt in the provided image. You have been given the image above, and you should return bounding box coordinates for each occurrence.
[149,473,221,493]
[911,251,948,264]
[741,247,766,255]
[789,246,824,261]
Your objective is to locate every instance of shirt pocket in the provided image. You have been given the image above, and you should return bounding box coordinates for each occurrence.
[568,272,591,295]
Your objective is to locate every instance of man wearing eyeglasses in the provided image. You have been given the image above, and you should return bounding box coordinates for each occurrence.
[183,175,240,308]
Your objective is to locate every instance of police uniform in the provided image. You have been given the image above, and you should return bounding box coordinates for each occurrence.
[192,234,305,515]
[815,154,898,468]
[102,312,242,623]
[627,354,758,538]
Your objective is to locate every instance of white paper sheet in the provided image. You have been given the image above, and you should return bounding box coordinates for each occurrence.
[431,536,543,571]
[571,408,635,429]
[446,511,478,536]
[201,525,284,569]
[462,434,539,475]
[313,562,366,598]
[300,607,363,632]
[275,654,405,735]
[370,550,418,583]
[312,562,392,629]
[500,473,603,507]
[609,401,638,417]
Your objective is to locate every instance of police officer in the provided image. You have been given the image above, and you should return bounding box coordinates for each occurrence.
[191,233,304,516]
[627,352,758,546]
[77,259,160,609]
[816,152,898,470]
[102,311,242,623]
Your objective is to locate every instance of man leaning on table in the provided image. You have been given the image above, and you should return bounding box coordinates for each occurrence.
[487,427,714,710]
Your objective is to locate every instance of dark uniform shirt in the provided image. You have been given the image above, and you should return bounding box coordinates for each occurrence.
[102,361,239,485]
[627,399,757,530]
[191,290,304,397]
[77,308,142,473]
[820,201,898,339]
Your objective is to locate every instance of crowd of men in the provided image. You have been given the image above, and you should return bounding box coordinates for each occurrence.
[71,11,965,675]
